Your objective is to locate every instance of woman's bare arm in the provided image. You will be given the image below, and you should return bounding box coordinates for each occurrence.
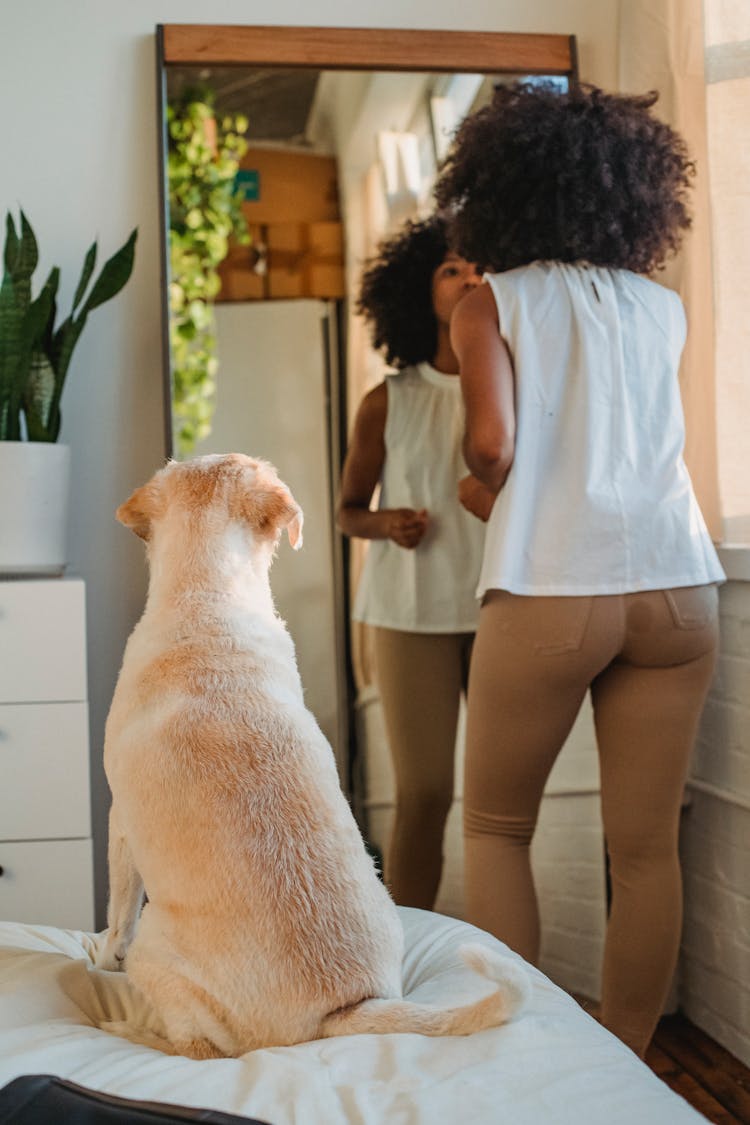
[450,284,515,493]
[336,382,428,549]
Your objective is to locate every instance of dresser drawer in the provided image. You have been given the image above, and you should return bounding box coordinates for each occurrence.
[0,838,94,930]
[0,702,91,840]
[0,579,87,703]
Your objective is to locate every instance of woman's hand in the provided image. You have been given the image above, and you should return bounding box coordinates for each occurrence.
[336,384,430,548]
[387,508,429,549]
[337,384,388,540]
[335,381,428,548]
[458,475,496,522]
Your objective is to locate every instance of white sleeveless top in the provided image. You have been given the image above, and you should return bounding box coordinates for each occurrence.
[352,363,485,631]
[478,262,725,597]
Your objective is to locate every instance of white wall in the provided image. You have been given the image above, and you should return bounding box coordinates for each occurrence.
[0,1,618,926]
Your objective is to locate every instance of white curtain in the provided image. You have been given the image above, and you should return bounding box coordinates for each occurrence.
[703,3,750,542]
[618,0,722,539]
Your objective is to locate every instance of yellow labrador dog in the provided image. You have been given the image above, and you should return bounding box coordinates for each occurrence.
[96,454,529,1058]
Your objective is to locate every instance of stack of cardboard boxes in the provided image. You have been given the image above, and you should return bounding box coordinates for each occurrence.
[218,147,345,301]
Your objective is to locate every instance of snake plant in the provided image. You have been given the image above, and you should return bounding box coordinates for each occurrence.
[0,211,137,441]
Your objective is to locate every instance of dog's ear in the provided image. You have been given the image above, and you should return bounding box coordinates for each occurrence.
[249,487,304,550]
[284,500,304,550]
[116,481,162,541]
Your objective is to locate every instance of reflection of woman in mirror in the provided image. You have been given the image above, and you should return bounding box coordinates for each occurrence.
[436,82,725,1057]
[337,216,487,909]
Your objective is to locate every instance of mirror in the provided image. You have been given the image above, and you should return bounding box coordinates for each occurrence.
[156,25,577,791]
[156,24,578,815]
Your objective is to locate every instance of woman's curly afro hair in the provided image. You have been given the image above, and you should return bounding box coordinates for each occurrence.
[357,215,450,369]
[434,82,694,275]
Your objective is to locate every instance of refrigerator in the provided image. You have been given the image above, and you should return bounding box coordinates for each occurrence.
[195,298,350,783]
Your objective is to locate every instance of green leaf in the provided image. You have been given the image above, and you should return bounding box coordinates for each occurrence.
[81,228,137,313]
[38,268,60,353]
[72,242,97,311]
[14,212,39,290]
[0,275,24,439]
[3,213,19,275]
[22,266,58,357]
[23,351,56,441]
[50,314,83,385]
[0,241,44,441]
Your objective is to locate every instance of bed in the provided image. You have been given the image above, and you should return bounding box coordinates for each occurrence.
[0,907,706,1124]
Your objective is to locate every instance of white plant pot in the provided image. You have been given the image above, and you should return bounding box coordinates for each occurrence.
[0,442,71,576]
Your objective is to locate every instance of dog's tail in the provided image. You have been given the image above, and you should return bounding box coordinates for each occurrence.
[319,943,530,1039]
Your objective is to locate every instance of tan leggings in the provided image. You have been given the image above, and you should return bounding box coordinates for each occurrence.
[463,586,719,1057]
[372,627,474,909]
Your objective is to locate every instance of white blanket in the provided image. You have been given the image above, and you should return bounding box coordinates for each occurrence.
[0,908,705,1124]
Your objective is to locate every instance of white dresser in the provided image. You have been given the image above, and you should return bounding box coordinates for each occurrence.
[0,578,94,929]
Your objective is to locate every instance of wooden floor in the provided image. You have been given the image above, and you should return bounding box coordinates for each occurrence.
[647,1015,750,1124]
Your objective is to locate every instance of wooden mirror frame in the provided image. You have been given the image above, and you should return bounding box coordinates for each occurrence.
[159,24,577,73]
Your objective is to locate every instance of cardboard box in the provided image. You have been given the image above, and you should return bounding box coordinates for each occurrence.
[218,148,344,301]
[219,221,345,302]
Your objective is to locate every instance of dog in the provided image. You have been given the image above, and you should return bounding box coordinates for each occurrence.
[96,453,529,1058]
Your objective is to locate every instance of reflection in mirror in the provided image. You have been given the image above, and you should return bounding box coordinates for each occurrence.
[163,64,513,776]
[161,61,566,783]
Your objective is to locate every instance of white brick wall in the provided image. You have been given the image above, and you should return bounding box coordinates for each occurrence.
[679,571,750,1066]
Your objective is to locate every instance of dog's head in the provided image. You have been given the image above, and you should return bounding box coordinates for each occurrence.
[116,453,304,553]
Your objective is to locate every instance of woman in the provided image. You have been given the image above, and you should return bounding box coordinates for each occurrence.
[435,82,725,1056]
[337,215,485,909]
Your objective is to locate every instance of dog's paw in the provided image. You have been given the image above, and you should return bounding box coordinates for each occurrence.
[94,936,128,973]
[95,949,127,973]
[101,1021,175,1053]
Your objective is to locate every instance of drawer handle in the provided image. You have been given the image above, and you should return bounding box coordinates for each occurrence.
[0,866,4,877]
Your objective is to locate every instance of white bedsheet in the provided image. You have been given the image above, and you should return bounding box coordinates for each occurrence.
[0,908,705,1124]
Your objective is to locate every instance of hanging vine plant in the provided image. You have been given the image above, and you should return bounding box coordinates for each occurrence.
[167,88,250,455]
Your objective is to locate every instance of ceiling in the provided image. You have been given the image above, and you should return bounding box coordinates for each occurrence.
[166,67,322,145]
